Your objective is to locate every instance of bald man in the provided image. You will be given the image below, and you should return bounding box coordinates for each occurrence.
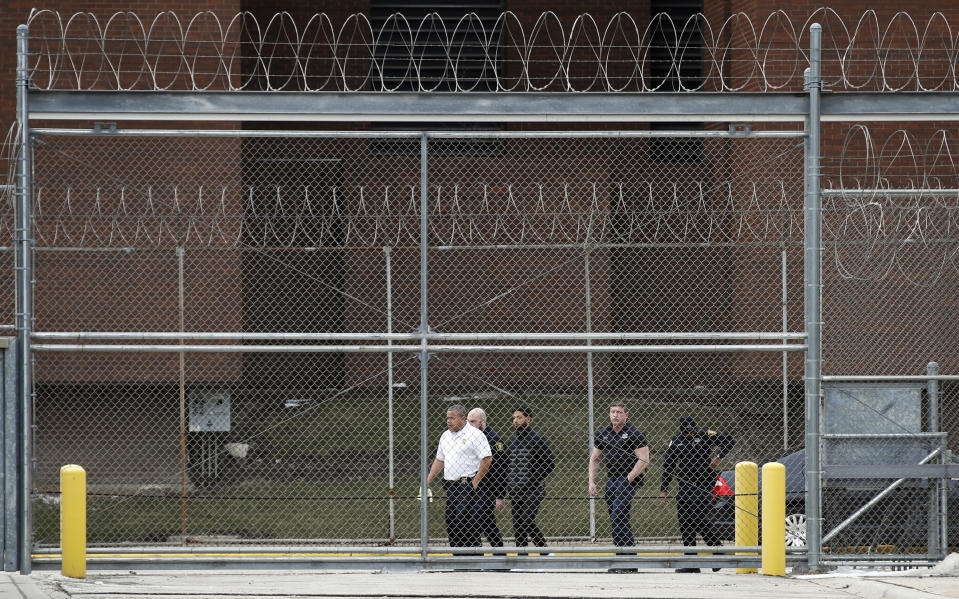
[468,407,506,547]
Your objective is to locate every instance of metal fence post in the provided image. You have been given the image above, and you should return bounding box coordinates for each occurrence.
[177,246,187,539]
[926,362,941,558]
[584,247,596,540]
[782,248,789,451]
[386,247,395,544]
[3,338,17,571]
[803,22,823,573]
[15,24,34,575]
[418,133,429,559]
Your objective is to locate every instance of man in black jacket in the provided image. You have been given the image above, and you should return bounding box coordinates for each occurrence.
[468,407,506,547]
[659,416,735,573]
[506,406,555,550]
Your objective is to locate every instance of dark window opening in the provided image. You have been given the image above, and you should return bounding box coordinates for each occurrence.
[650,0,704,163]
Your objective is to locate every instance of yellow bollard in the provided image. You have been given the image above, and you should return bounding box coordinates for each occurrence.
[735,461,758,574]
[60,465,86,579]
[761,462,786,576]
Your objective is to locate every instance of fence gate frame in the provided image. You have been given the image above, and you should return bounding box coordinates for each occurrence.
[9,19,959,573]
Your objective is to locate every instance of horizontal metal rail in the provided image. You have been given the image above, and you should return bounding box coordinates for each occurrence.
[821,433,946,439]
[823,375,959,382]
[32,544,773,555]
[32,128,805,139]
[822,188,959,196]
[819,557,943,566]
[31,554,804,571]
[32,343,807,353]
[28,91,811,123]
[33,331,806,342]
[28,91,959,123]
[823,464,959,478]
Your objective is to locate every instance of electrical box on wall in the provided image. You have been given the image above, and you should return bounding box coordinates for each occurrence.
[188,390,231,432]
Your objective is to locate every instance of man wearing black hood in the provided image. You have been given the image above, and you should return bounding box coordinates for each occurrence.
[660,416,735,573]
[506,406,554,550]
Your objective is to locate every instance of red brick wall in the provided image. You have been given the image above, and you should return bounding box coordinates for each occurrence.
[3,3,957,390]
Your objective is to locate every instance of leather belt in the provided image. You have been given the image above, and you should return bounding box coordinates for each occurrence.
[444,476,475,487]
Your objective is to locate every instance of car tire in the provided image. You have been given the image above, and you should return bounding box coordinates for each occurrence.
[785,513,807,547]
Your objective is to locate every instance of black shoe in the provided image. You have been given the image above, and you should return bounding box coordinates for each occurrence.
[712,567,721,572]
[675,568,701,573]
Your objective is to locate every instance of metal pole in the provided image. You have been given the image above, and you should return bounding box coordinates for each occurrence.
[803,22,823,573]
[418,133,429,559]
[177,247,187,538]
[940,435,948,561]
[34,331,807,342]
[927,362,939,433]
[32,343,806,354]
[584,249,595,540]
[3,338,17,571]
[386,247,395,544]
[0,341,4,568]
[782,249,788,451]
[16,24,34,575]
[926,362,941,558]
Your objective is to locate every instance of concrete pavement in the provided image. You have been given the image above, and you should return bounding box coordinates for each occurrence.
[0,568,955,599]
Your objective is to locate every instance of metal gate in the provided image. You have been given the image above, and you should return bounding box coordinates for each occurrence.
[25,130,806,571]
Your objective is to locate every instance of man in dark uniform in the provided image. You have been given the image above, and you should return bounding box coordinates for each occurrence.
[506,406,555,551]
[589,401,649,572]
[659,416,735,573]
[468,407,506,547]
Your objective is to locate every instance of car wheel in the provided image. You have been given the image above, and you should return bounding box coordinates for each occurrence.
[785,513,807,547]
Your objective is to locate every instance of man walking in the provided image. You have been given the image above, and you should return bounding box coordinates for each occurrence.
[589,401,649,572]
[659,416,735,573]
[506,406,554,550]
[468,407,506,547]
[426,404,492,547]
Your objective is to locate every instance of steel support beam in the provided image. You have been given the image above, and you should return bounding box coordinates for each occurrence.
[26,90,959,122]
[27,91,807,122]
[802,23,824,573]
[15,25,33,576]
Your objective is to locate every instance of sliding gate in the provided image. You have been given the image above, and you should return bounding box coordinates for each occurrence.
[25,129,807,570]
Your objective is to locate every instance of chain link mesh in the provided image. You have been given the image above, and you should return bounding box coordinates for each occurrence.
[28,133,804,554]
[24,128,958,563]
[817,122,959,559]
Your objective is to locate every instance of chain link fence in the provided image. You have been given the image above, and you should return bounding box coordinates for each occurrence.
[817,123,959,561]
[27,132,808,555]
[20,125,958,566]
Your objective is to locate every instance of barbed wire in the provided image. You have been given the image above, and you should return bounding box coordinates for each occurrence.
[821,126,959,285]
[1,122,20,212]
[28,181,804,248]
[22,9,959,92]
[1,127,956,283]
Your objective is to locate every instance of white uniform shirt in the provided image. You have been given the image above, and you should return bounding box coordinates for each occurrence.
[436,423,492,480]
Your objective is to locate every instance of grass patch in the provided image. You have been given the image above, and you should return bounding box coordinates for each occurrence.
[35,396,753,545]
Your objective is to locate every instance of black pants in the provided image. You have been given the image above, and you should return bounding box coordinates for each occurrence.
[476,488,503,547]
[444,481,480,547]
[510,483,546,547]
[676,488,720,551]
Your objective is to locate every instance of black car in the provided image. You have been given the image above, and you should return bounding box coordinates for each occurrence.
[712,449,959,549]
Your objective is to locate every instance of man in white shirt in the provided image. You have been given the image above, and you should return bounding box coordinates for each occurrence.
[426,404,492,547]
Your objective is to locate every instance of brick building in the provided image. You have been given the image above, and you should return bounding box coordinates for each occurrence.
[2,2,956,489]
